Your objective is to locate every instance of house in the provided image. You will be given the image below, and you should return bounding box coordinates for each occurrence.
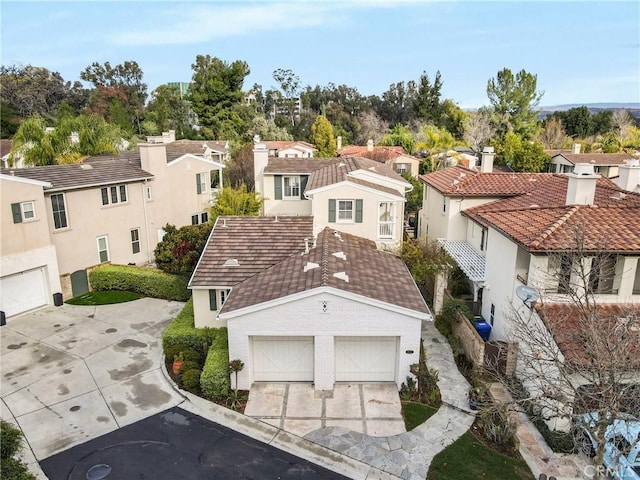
[189,216,430,391]
[145,132,231,164]
[548,144,635,179]
[0,142,225,314]
[264,141,316,158]
[254,140,412,245]
[338,141,421,177]
[0,174,62,318]
[419,161,640,430]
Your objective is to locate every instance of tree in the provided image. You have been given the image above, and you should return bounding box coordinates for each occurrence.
[272,68,301,126]
[413,70,443,125]
[309,115,337,157]
[495,131,549,172]
[380,124,415,154]
[154,223,211,275]
[402,173,423,215]
[375,81,417,126]
[612,109,634,142]
[486,68,543,139]
[224,145,255,190]
[500,225,640,479]
[81,60,147,134]
[210,185,263,221]
[355,111,389,145]
[146,84,191,138]
[463,108,496,152]
[539,117,569,149]
[8,114,124,166]
[439,99,467,140]
[188,55,251,141]
[248,116,293,143]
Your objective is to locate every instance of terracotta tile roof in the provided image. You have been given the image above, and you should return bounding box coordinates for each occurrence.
[305,157,406,193]
[420,166,545,196]
[463,175,640,252]
[221,227,430,315]
[189,216,314,287]
[536,303,640,367]
[1,157,153,192]
[552,152,635,166]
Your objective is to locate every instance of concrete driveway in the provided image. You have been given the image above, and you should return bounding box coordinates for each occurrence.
[244,383,406,438]
[0,299,185,463]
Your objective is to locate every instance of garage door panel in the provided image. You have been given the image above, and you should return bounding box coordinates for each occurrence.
[252,336,314,382]
[335,337,397,382]
[1,269,48,317]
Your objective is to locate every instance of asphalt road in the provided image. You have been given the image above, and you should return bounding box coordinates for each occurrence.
[40,406,349,480]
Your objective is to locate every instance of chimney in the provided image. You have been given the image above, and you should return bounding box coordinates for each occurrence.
[565,163,599,205]
[253,135,268,199]
[168,130,176,143]
[572,143,581,154]
[616,158,640,192]
[139,143,168,175]
[480,146,494,173]
[367,139,374,152]
[336,136,342,151]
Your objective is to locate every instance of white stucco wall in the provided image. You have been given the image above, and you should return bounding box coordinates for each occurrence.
[225,290,424,391]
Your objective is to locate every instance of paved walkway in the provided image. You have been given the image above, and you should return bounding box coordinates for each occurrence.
[305,321,476,480]
[245,383,406,438]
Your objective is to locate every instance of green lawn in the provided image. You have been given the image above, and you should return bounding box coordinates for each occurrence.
[402,402,438,431]
[66,291,141,305]
[427,431,534,480]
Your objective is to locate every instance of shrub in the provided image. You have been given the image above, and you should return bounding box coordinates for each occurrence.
[441,298,474,324]
[201,328,230,400]
[154,223,212,275]
[1,420,36,480]
[181,369,202,393]
[179,360,201,374]
[477,403,517,446]
[162,299,216,362]
[89,264,190,301]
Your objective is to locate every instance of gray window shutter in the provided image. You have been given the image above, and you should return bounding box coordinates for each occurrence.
[209,290,217,311]
[11,203,22,223]
[355,199,363,223]
[274,175,283,200]
[328,199,336,222]
[300,175,308,199]
[196,175,202,194]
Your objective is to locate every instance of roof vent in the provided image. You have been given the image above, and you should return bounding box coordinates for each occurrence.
[304,262,320,272]
[333,231,344,242]
[333,271,349,282]
[222,218,228,227]
[338,162,346,168]
[332,251,346,260]
[80,164,93,170]
[223,259,240,267]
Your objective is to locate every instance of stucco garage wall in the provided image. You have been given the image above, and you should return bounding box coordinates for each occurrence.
[226,290,424,391]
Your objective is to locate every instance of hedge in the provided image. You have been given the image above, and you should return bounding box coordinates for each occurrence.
[89,264,190,301]
[162,298,217,362]
[201,328,230,400]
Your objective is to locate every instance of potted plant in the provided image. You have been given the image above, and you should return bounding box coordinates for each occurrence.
[172,352,184,375]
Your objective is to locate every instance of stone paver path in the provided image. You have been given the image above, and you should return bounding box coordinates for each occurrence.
[305,321,476,480]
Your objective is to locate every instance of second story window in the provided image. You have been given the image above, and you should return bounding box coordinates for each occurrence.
[11,201,35,223]
[338,200,354,222]
[396,163,408,174]
[101,185,127,206]
[283,176,300,198]
[196,172,208,194]
[51,193,68,229]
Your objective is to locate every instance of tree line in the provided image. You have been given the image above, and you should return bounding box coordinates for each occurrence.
[2,58,639,171]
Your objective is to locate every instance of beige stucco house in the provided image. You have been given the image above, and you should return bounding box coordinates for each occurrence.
[338,142,421,178]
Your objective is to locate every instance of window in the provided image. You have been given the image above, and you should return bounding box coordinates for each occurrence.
[131,228,140,254]
[210,169,221,190]
[480,229,486,252]
[97,236,109,263]
[10,201,35,223]
[442,199,447,214]
[557,255,572,293]
[191,211,209,225]
[589,254,616,294]
[51,194,68,229]
[220,289,229,306]
[101,184,127,205]
[201,212,209,223]
[283,176,300,198]
[490,304,495,326]
[191,214,199,225]
[337,200,354,222]
[378,202,395,239]
[396,163,408,174]
[145,186,152,201]
[209,289,230,311]
[196,173,207,194]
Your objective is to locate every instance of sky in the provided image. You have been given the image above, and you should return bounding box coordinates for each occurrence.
[1,1,639,109]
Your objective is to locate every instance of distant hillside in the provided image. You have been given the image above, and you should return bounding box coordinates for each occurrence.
[541,102,640,111]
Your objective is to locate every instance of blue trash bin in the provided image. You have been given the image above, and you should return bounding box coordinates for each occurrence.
[474,321,492,341]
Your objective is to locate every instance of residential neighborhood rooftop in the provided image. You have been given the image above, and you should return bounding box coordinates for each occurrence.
[551,152,635,166]
[305,156,407,192]
[220,226,430,314]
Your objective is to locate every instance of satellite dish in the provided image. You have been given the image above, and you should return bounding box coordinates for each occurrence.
[515,285,539,306]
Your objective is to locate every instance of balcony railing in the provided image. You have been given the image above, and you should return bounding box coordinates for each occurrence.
[378,222,394,239]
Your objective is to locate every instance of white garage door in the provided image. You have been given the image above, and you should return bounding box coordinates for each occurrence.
[1,268,48,317]
[252,336,314,382]
[335,336,397,382]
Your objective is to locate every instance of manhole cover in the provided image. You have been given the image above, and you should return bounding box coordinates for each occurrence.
[86,464,111,480]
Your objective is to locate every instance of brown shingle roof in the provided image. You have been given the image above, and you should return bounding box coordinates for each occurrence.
[264,157,342,174]
[305,157,406,193]
[1,158,152,191]
[536,303,640,367]
[165,140,228,162]
[264,141,316,152]
[189,216,314,287]
[552,152,635,166]
[221,227,430,315]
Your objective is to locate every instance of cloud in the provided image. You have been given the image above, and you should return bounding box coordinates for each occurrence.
[108,3,356,46]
